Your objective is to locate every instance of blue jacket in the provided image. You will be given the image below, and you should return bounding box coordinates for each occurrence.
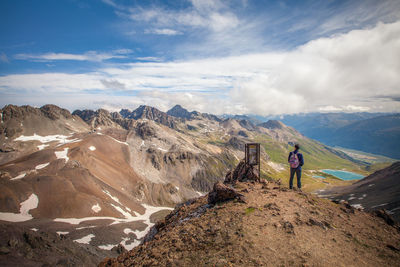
[288,150,304,169]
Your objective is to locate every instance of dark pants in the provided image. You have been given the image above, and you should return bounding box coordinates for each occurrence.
[289,167,302,189]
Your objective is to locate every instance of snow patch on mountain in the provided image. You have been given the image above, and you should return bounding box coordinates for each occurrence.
[11,172,26,180]
[0,193,39,222]
[37,144,49,150]
[55,148,69,162]
[54,203,173,249]
[35,163,49,170]
[351,204,364,210]
[74,234,95,244]
[98,244,116,250]
[89,146,96,151]
[120,237,140,250]
[91,204,101,213]
[111,203,134,218]
[123,228,135,235]
[102,189,122,205]
[106,135,128,146]
[57,231,69,235]
[15,134,70,143]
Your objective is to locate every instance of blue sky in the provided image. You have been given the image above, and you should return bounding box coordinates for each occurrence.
[1,0,400,115]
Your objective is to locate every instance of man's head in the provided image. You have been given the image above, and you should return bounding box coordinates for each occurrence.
[294,144,300,150]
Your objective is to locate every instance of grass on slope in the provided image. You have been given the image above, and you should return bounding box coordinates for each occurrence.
[254,134,367,172]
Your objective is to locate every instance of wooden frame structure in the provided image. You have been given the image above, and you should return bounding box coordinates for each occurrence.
[245,143,261,179]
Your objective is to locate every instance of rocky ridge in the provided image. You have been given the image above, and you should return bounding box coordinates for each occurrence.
[100,163,400,266]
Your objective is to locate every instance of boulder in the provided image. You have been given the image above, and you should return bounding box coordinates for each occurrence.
[208,182,245,204]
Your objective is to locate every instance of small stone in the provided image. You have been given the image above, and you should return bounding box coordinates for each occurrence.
[0,246,10,255]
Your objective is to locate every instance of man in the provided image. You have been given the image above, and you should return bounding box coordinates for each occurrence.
[288,144,304,190]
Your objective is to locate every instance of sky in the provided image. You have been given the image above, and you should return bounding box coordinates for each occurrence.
[0,0,400,115]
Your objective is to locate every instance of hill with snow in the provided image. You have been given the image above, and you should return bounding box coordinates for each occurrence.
[0,103,392,265]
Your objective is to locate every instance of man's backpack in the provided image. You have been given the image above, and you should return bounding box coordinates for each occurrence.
[289,152,300,168]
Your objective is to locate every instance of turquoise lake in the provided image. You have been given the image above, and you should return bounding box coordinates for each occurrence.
[321,169,364,180]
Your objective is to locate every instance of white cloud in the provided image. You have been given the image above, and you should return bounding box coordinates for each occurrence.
[135,57,162,62]
[14,50,130,62]
[318,105,370,112]
[144,28,183,35]
[122,1,239,34]
[2,21,400,115]
[315,0,400,36]
[0,73,104,92]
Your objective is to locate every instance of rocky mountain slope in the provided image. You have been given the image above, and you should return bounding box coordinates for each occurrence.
[317,161,400,222]
[0,104,90,164]
[101,164,400,267]
[0,223,116,266]
[0,103,380,262]
[166,105,221,122]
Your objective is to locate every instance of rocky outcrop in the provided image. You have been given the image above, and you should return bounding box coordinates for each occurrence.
[200,113,221,122]
[166,105,222,122]
[227,137,246,150]
[40,104,72,120]
[131,105,177,129]
[72,109,96,122]
[208,182,245,204]
[73,109,122,129]
[1,105,41,122]
[136,121,157,139]
[224,159,260,184]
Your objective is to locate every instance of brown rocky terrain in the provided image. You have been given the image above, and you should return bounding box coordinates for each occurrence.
[101,166,400,266]
[72,109,124,130]
[1,103,389,266]
[0,105,90,164]
[0,223,116,266]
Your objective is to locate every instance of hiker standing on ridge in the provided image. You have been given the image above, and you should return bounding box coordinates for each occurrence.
[288,144,304,190]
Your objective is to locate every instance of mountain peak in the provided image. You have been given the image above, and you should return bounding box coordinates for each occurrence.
[132,105,177,129]
[40,104,72,120]
[167,105,192,119]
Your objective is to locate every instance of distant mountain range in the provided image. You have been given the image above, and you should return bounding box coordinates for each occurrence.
[223,112,400,159]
